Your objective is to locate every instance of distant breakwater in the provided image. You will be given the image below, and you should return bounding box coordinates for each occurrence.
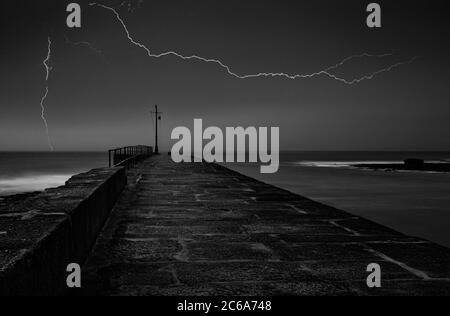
[355,162,450,173]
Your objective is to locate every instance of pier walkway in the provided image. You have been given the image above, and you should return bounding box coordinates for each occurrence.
[83,155,450,295]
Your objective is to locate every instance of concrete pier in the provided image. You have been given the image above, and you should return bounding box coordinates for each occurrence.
[83,155,450,296]
[0,167,126,296]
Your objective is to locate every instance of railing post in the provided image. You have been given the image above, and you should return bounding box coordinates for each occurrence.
[108,145,154,169]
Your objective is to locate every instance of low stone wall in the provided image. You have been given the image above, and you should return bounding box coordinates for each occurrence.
[0,167,127,296]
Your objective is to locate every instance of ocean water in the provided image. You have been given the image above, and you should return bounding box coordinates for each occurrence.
[1,151,450,248]
[225,152,450,248]
[0,152,107,196]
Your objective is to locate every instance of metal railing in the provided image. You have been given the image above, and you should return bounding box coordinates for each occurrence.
[108,145,153,168]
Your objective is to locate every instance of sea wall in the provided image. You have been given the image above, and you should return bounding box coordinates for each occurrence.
[0,167,127,296]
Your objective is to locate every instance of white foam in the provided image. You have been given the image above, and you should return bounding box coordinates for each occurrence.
[0,174,72,196]
[294,161,402,168]
[294,160,449,169]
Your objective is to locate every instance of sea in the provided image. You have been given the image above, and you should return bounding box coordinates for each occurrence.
[1,151,450,248]
[0,152,107,196]
[224,151,450,248]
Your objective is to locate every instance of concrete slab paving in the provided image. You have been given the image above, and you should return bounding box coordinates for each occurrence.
[82,155,450,296]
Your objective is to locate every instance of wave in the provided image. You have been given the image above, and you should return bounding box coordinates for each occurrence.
[293,160,450,172]
[293,161,403,168]
[0,174,72,196]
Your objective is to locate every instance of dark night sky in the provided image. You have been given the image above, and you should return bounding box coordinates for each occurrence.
[0,0,449,151]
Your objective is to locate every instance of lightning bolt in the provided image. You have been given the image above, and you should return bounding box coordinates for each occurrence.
[38,35,103,151]
[43,37,52,81]
[40,37,54,151]
[89,2,418,85]
[64,35,103,56]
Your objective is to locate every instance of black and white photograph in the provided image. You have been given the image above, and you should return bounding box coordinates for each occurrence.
[1,0,450,301]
